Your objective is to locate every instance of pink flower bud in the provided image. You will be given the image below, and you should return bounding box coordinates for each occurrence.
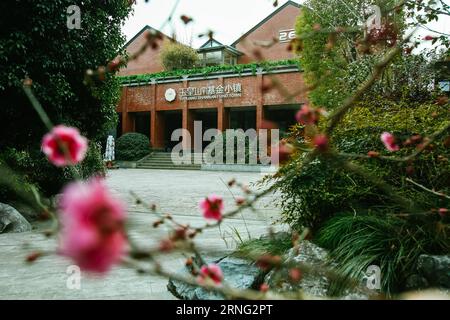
[198,264,223,285]
[199,195,224,221]
[41,125,88,167]
[380,132,400,152]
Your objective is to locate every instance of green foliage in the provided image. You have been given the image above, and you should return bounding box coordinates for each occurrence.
[115,133,150,161]
[335,102,450,196]
[212,131,259,164]
[0,142,106,198]
[160,41,199,71]
[295,0,406,110]
[119,59,301,84]
[344,54,437,103]
[77,142,106,179]
[295,7,347,110]
[316,214,449,295]
[234,234,292,258]
[277,101,450,231]
[276,156,385,230]
[0,0,131,196]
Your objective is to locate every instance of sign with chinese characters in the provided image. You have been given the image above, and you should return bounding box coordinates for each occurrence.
[279,29,296,43]
[179,83,242,101]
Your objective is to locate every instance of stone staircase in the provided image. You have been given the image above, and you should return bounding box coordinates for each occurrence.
[136,152,202,170]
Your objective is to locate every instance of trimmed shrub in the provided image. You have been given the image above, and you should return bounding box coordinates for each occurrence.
[115,133,150,161]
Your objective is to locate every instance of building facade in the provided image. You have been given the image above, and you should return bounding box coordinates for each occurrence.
[117,1,306,150]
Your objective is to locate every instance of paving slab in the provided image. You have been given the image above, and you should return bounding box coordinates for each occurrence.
[0,169,283,299]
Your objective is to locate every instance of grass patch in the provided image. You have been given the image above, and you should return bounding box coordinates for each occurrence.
[316,213,449,296]
[233,233,292,258]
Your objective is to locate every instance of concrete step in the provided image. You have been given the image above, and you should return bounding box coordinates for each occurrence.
[137,163,201,168]
[137,153,204,171]
[139,161,200,166]
[136,166,201,171]
[148,156,204,160]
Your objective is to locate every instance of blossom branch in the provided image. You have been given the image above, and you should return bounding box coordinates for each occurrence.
[406,178,450,200]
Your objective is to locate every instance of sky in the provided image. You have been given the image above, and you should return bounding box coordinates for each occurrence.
[122,0,303,47]
[122,0,449,51]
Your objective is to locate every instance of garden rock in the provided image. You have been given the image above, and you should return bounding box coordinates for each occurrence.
[0,202,32,233]
[264,240,371,299]
[167,256,262,300]
[417,254,450,289]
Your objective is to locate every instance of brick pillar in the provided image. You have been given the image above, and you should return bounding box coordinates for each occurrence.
[150,80,157,148]
[181,77,193,151]
[152,111,165,149]
[256,69,265,131]
[121,87,134,133]
[217,77,229,132]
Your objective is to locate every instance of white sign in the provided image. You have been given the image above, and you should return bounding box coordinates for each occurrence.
[165,88,177,102]
[179,83,242,101]
[279,29,296,43]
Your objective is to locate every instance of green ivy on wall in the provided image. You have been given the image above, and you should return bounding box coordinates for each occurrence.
[118,59,301,84]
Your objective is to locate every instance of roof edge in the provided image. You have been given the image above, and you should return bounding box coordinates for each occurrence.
[231,1,301,47]
[123,25,173,49]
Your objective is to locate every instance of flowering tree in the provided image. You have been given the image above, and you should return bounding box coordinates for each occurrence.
[1,0,449,299]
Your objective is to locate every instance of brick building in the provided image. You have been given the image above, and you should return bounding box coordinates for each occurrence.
[117,1,306,150]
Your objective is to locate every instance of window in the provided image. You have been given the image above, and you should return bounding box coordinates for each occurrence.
[205,50,222,66]
[197,48,239,67]
[223,51,236,65]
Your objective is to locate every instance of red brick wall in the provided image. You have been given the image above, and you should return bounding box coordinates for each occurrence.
[118,28,167,76]
[120,71,305,113]
[234,3,300,63]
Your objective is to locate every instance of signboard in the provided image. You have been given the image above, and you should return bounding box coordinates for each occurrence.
[179,83,242,101]
[165,88,177,102]
[279,29,296,43]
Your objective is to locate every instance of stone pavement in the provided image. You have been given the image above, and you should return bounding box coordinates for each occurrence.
[0,169,283,299]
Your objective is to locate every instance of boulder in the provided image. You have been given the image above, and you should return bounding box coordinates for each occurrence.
[0,202,32,233]
[264,240,371,299]
[417,254,450,289]
[167,256,262,300]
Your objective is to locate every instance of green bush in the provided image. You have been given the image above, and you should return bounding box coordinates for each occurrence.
[276,101,450,231]
[115,133,150,161]
[78,142,106,179]
[214,131,259,164]
[160,41,199,71]
[0,142,107,199]
[0,1,131,199]
[316,214,449,295]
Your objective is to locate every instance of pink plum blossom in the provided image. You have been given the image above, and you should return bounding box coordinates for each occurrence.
[199,194,224,221]
[381,132,400,152]
[295,104,320,125]
[59,178,127,273]
[313,134,329,152]
[198,263,223,285]
[41,125,88,167]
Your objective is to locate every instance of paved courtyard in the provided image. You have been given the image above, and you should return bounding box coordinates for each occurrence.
[0,169,282,299]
